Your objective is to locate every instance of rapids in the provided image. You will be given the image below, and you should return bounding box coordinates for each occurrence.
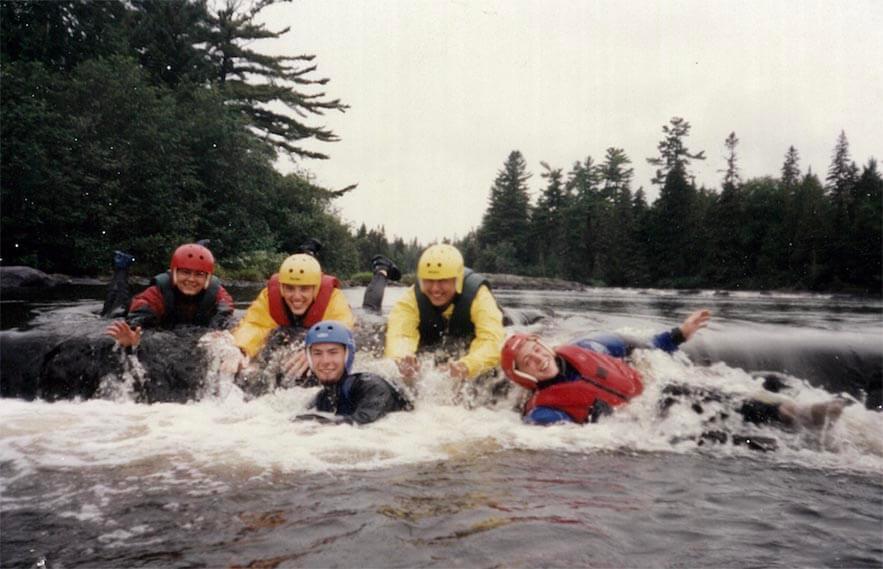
[1,284,881,568]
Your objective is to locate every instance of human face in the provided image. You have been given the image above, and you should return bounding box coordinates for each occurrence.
[514,339,559,381]
[420,277,457,307]
[281,283,317,315]
[174,268,208,296]
[308,342,347,384]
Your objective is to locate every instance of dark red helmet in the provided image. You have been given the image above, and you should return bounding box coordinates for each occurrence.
[170,243,214,274]
[501,333,552,390]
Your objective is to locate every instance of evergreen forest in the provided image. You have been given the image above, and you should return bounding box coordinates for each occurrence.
[2,1,880,293]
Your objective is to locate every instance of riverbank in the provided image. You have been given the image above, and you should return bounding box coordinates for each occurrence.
[3,265,879,297]
[0,266,588,292]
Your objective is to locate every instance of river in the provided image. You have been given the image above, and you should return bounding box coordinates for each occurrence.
[1,284,881,568]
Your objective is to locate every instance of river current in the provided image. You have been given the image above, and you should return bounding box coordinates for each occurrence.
[1,284,881,568]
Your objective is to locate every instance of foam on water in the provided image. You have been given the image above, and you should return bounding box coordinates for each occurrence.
[2,322,881,496]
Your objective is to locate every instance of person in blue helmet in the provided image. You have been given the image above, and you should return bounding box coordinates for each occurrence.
[295,320,412,425]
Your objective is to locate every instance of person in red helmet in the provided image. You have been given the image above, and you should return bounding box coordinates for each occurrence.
[501,310,847,445]
[501,310,711,425]
[106,243,234,347]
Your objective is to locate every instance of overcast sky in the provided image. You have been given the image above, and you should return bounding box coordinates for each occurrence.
[259,0,882,244]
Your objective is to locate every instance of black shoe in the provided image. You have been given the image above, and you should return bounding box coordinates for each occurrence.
[298,238,323,258]
[113,250,135,270]
[371,255,401,281]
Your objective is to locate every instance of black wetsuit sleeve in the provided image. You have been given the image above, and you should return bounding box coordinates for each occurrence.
[348,376,403,425]
[126,306,159,329]
[208,305,234,330]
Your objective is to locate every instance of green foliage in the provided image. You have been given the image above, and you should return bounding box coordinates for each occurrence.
[349,272,375,286]
[469,128,878,293]
[0,0,396,280]
[204,0,348,159]
[646,117,706,185]
[2,3,878,294]
[215,250,287,282]
[475,150,532,272]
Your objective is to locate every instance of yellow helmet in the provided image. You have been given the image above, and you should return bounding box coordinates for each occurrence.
[417,244,465,293]
[278,254,322,286]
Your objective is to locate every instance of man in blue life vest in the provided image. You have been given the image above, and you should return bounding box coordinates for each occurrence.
[501,310,846,437]
[105,243,235,348]
[385,244,504,384]
[295,321,412,425]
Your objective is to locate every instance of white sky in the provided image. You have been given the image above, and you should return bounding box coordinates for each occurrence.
[259,0,883,243]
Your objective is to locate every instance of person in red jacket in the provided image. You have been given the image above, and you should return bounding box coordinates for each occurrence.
[106,243,234,348]
[501,310,847,447]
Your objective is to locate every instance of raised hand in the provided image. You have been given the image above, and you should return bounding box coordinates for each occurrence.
[105,320,142,348]
[679,309,711,341]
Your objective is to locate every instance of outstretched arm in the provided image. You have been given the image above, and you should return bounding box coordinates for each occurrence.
[650,309,712,353]
[679,309,711,341]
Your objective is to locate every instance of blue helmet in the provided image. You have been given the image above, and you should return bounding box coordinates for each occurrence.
[305,320,356,374]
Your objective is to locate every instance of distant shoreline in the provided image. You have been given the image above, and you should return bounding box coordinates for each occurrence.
[2,265,879,297]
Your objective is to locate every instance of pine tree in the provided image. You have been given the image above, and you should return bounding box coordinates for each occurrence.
[561,157,601,282]
[720,132,741,189]
[825,131,860,285]
[781,146,800,189]
[477,151,532,270]
[129,0,212,87]
[0,1,130,72]
[646,117,706,185]
[599,147,634,200]
[791,171,832,289]
[646,119,705,286]
[845,159,883,290]
[595,148,637,285]
[204,0,347,159]
[529,163,568,276]
[779,146,802,275]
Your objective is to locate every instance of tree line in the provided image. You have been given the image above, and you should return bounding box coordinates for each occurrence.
[1,0,384,277]
[459,119,881,293]
[3,2,879,293]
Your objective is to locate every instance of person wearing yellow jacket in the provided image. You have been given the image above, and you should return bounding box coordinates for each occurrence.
[233,254,354,377]
[385,244,504,382]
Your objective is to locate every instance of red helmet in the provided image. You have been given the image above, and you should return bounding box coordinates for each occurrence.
[170,243,214,274]
[501,333,553,390]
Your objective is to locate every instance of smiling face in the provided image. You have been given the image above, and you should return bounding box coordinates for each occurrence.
[514,338,559,381]
[308,342,347,384]
[420,277,457,307]
[281,283,317,315]
[173,268,209,296]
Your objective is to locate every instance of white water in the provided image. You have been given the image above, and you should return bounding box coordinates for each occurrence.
[3,317,881,497]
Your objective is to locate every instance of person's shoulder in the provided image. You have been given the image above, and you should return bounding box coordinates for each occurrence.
[474,284,497,299]
[392,286,418,306]
[350,372,395,390]
[133,283,163,302]
[350,371,387,383]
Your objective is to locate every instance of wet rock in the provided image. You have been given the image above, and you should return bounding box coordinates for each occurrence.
[0,266,59,288]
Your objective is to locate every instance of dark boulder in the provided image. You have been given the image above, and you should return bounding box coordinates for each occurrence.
[0,266,59,288]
